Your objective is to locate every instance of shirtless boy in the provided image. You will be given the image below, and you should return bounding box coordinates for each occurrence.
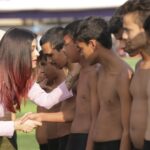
[36,27,65,150]
[75,16,133,150]
[121,0,150,149]
[61,20,100,150]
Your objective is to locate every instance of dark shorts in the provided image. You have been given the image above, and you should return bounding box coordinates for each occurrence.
[58,135,69,150]
[132,148,141,150]
[48,138,59,150]
[131,145,141,150]
[39,143,48,150]
[143,140,150,150]
[66,133,88,150]
[94,140,121,150]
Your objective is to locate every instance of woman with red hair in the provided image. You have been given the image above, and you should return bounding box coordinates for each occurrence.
[0,28,77,137]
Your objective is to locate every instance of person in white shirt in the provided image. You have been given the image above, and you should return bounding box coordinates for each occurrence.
[0,28,79,138]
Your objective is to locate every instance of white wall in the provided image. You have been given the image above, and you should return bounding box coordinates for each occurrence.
[0,0,128,11]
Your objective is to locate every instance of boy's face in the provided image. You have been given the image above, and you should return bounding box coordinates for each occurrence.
[41,42,67,69]
[77,41,94,59]
[38,55,58,82]
[114,29,126,51]
[122,12,147,56]
[76,40,97,65]
[41,42,54,55]
[63,35,81,63]
[44,62,58,81]
[51,50,67,69]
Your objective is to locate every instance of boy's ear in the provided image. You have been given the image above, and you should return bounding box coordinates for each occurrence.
[88,39,97,50]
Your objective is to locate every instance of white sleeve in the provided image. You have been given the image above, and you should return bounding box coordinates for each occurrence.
[0,121,14,137]
[28,81,73,109]
[0,104,4,117]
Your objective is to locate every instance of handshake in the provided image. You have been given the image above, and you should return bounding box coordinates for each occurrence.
[14,112,42,133]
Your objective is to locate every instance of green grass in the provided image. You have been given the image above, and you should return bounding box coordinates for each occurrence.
[123,57,140,70]
[16,57,140,150]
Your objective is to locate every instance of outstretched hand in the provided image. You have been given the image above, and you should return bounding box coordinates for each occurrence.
[14,113,42,133]
[22,112,43,122]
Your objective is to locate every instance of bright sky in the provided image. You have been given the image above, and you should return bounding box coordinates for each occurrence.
[0,0,128,11]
